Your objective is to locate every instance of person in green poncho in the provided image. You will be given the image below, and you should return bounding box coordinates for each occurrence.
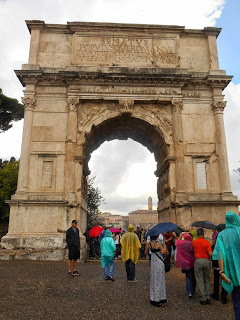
[213,211,240,319]
[100,229,116,281]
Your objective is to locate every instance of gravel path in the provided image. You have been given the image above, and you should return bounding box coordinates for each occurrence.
[0,260,235,320]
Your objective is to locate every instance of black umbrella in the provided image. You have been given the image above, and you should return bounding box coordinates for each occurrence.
[172,226,184,234]
[146,222,181,237]
[217,223,226,231]
[190,220,217,230]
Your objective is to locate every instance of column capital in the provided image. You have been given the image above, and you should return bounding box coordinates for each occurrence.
[119,99,134,115]
[67,97,79,112]
[211,101,226,114]
[171,99,183,113]
[22,96,36,111]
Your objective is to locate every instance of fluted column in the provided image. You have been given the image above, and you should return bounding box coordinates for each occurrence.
[171,99,185,193]
[17,96,36,192]
[211,101,231,193]
[65,97,79,199]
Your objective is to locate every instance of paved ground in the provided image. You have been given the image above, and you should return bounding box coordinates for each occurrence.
[0,259,235,320]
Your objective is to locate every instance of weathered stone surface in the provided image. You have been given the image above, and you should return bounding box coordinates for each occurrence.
[1,20,239,260]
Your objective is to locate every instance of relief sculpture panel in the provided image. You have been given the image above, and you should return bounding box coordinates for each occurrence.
[73,35,178,67]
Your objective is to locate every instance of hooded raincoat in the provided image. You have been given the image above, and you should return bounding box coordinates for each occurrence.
[120,224,141,264]
[100,229,116,268]
[213,211,240,294]
[176,233,195,270]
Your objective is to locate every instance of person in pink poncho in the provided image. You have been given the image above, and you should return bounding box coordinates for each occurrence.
[176,233,196,298]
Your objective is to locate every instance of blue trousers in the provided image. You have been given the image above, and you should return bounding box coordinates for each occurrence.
[232,286,240,319]
[185,269,196,295]
[104,258,114,279]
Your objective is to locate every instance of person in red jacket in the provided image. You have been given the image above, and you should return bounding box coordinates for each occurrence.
[192,228,212,305]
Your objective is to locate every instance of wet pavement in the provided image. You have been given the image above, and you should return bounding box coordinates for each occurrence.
[0,259,235,320]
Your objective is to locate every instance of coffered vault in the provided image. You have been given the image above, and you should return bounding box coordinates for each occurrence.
[0,20,239,260]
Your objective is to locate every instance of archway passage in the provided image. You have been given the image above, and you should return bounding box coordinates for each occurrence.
[84,114,168,171]
[88,135,159,217]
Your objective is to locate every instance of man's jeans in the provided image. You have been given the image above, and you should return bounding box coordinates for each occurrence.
[232,286,240,319]
[194,258,211,301]
[104,258,114,279]
[183,269,196,295]
[125,259,135,281]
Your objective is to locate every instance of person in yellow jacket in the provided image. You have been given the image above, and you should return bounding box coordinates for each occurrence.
[120,224,141,282]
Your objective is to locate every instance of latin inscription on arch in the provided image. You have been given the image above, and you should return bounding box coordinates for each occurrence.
[73,35,178,67]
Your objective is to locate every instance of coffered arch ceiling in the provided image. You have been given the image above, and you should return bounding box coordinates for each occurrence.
[83,114,168,176]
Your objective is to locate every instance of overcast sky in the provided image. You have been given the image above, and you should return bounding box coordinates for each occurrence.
[0,0,239,215]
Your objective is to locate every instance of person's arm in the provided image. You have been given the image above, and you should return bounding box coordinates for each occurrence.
[145,242,149,255]
[218,259,231,284]
[66,229,72,246]
[208,251,213,257]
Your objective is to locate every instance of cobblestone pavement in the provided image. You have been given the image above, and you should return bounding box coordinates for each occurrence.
[0,260,235,320]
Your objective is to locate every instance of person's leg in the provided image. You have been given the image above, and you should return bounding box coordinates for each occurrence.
[104,263,109,279]
[232,286,240,319]
[73,260,77,272]
[125,259,131,280]
[194,259,205,302]
[67,260,72,273]
[109,258,115,278]
[128,260,136,281]
[212,269,220,299]
[115,244,119,258]
[203,260,211,301]
[221,287,228,304]
[186,270,194,295]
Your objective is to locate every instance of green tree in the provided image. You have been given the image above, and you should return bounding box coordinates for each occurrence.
[86,177,104,228]
[0,88,24,132]
[0,160,19,220]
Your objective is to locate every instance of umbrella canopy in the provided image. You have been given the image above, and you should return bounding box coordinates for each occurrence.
[146,222,181,238]
[172,226,184,234]
[217,223,226,231]
[89,225,104,238]
[190,220,217,230]
[109,228,122,233]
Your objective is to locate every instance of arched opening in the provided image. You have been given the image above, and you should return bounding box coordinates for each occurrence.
[88,139,158,215]
[79,114,170,224]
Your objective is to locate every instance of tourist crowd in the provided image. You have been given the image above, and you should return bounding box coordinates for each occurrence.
[66,211,240,320]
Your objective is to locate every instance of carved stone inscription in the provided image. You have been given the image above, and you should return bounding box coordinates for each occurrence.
[73,36,177,67]
[77,85,180,95]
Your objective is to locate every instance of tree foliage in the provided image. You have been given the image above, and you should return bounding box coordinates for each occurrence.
[86,177,104,228]
[0,158,19,220]
[0,88,24,133]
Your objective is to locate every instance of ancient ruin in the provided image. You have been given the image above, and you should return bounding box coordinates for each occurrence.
[1,20,239,260]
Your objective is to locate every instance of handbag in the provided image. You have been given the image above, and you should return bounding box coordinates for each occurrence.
[153,252,171,273]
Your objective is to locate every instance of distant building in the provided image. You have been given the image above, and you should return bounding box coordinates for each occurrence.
[98,197,158,231]
[128,197,158,230]
[98,212,128,230]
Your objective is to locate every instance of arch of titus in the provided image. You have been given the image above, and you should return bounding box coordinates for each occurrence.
[1,20,239,260]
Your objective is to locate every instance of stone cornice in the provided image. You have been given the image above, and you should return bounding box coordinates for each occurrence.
[15,68,232,90]
[25,20,222,39]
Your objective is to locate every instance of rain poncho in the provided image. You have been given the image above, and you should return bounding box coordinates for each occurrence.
[120,224,141,264]
[189,230,197,240]
[100,229,116,268]
[213,211,240,294]
[176,233,195,270]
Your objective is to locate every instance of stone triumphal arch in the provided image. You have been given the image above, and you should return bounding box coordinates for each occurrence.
[1,21,239,260]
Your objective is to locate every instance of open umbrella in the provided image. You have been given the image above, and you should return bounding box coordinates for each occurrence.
[146,222,181,238]
[89,225,104,238]
[217,223,226,231]
[109,228,121,233]
[190,220,217,230]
